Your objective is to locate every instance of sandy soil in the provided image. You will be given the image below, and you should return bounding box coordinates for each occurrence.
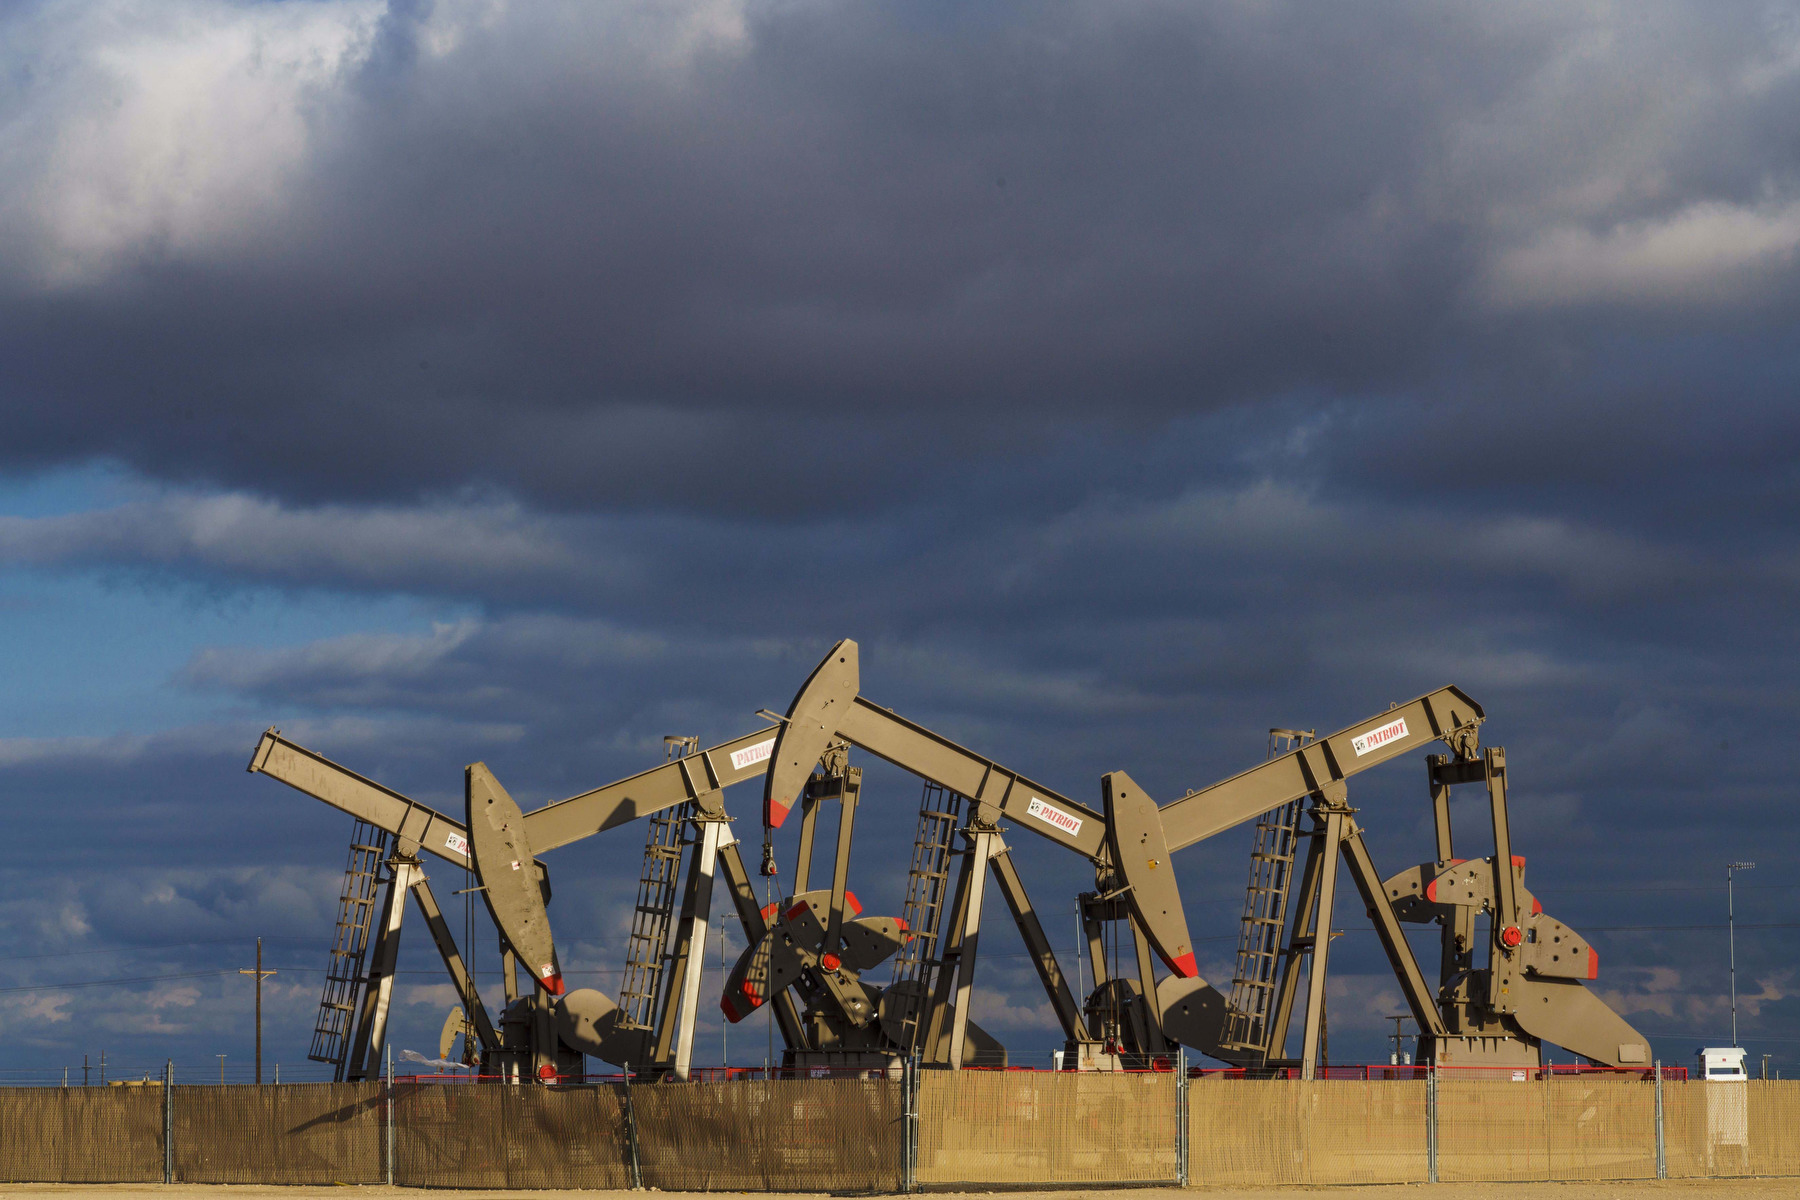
[5,1184,1800,1199]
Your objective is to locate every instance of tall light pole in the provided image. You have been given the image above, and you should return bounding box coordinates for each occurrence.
[1728,861,1755,1046]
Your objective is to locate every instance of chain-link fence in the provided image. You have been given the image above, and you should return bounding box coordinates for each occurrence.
[1183,1070,1783,1186]
[1745,1080,1800,1175]
[1660,1078,1800,1178]
[173,1082,384,1184]
[5,1068,1800,1189]
[637,1076,902,1191]
[1433,1074,1657,1182]
[0,1085,164,1183]
[1189,1077,1429,1184]
[394,1081,633,1189]
[916,1068,1177,1187]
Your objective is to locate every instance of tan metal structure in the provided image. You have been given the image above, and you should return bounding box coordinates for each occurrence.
[720,750,951,1070]
[751,640,1647,1075]
[1152,697,1649,1073]
[1217,729,1314,1059]
[247,725,792,1079]
[739,639,1203,1071]
[252,638,1649,1082]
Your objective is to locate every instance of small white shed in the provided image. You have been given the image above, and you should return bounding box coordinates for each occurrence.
[1698,1046,1749,1171]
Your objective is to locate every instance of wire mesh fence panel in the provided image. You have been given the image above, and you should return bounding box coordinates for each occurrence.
[1663,1080,1752,1178]
[1663,1080,1709,1178]
[1747,1081,1800,1176]
[0,1086,164,1183]
[1187,1078,1298,1185]
[173,1083,382,1184]
[394,1083,508,1189]
[917,1070,1176,1186]
[1436,1076,1551,1181]
[394,1082,632,1189]
[634,1077,901,1192]
[507,1085,632,1190]
[1542,1076,1656,1181]
[1187,1078,1427,1185]
[503,1085,632,1190]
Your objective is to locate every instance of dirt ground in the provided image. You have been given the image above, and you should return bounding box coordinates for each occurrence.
[5,1185,1800,1199]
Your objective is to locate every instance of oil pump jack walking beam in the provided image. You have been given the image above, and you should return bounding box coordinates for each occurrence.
[1152,689,1485,853]
[248,725,799,1079]
[756,639,1202,1069]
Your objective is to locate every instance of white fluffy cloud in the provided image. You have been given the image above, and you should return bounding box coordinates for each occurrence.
[1487,200,1800,309]
[1,0,381,285]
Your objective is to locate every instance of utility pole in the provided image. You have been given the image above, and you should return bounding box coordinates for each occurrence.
[217,1054,226,1085]
[1388,1015,1414,1066]
[239,937,278,1084]
[1728,861,1755,1046]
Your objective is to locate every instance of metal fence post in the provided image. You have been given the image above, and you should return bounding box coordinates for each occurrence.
[1542,1062,1553,1182]
[1426,1065,1439,1183]
[623,1062,643,1190]
[384,1043,394,1187]
[1654,1060,1667,1180]
[901,1054,916,1193]
[1176,1048,1189,1187]
[162,1057,171,1180]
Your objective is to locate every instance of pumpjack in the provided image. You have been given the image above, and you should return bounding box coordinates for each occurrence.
[725,639,1203,1072]
[254,636,1649,1081]
[738,639,1649,1077]
[249,725,803,1079]
[1144,693,1651,1073]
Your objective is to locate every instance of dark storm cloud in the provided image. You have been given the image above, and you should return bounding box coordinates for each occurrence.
[0,452,1758,625]
[2,0,1798,512]
[3,458,1792,816]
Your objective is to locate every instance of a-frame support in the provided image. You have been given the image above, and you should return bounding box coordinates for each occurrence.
[1263,783,1449,1079]
[343,854,502,1082]
[344,855,418,1081]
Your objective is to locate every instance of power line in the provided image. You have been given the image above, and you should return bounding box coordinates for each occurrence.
[1552,922,1800,934]
[0,936,315,964]
[0,969,238,994]
[1552,883,1800,895]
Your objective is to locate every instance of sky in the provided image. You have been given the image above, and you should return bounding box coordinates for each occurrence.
[1,0,1799,1081]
